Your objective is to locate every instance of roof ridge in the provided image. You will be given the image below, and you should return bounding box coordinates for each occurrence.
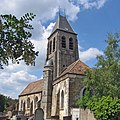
[68,59,80,72]
[29,79,43,84]
[79,59,90,68]
[60,59,90,77]
[51,15,75,35]
[61,59,79,74]
[70,59,79,71]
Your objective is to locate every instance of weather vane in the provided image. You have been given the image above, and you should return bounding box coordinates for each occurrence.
[58,6,66,17]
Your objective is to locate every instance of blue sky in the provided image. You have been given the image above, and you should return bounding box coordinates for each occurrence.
[0,0,120,98]
[74,0,120,66]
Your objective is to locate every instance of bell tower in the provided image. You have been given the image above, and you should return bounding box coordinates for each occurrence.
[45,15,79,80]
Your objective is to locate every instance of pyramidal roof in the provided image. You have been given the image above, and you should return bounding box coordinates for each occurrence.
[51,15,76,35]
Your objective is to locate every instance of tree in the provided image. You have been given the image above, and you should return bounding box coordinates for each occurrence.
[85,33,120,98]
[0,94,18,112]
[0,94,6,112]
[0,13,38,69]
[77,33,120,120]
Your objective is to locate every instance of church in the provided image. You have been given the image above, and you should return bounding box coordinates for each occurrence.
[18,15,90,120]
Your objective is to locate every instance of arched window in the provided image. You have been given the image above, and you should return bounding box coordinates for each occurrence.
[23,102,25,114]
[37,100,41,108]
[81,87,86,96]
[69,37,73,50]
[62,36,66,48]
[30,101,33,115]
[56,90,60,115]
[53,37,55,52]
[61,90,64,109]
[34,96,38,109]
[27,98,30,108]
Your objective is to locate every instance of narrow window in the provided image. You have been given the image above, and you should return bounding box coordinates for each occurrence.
[34,96,38,109]
[23,102,26,114]
[69,37,73,50]
[50,41,52,54]
[62,36,66,48]
[27,98,30,108]
[53,37,55,51]
[21,100,23,110]
[61,90,64,109]
[47,42,49,54]
[37,100,41,108]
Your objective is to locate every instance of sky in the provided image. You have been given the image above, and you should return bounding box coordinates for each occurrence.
[0,0,120,99]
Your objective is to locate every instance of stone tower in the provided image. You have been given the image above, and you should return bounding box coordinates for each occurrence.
[42,64,53,119]
[46,15,79,80]
[42,15,79,119]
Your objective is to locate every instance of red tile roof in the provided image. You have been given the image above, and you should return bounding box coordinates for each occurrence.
[20,79,44,96]
[61,59,90,76]
[19,60,90,96]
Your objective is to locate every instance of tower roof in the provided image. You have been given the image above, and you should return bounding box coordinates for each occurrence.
[50,15,76,36]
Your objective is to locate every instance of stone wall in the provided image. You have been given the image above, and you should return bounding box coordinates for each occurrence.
[47,29,79,78]
[57,30,79,76]
[71,108,80,120]
[69,74,84,108]
[51,74,85,120]
[42,66,53,119]
[51,76,70,120]
[19,93,42,116]
[71,108,96,120]
[80,109,96,120]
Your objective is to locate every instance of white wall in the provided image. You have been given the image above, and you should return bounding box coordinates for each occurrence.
[71,108,80,120]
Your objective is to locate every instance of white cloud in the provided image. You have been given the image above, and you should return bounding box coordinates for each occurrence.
[0,0,108,23]
[0,70,37,99]
[0,22,54,98]
[30,22,55,70]
[97,0,108,9]
[78,0,107,9]
[79,48,103,62]
[0,0,80,22]
[58,0,80,21]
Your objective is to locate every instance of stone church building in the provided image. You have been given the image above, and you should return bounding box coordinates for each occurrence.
[19,15,90,120]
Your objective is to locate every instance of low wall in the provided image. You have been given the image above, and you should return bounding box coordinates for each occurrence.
[80,109,96,120]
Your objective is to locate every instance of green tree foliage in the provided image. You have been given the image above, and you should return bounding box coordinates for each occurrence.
[91,96,120,120]
[85,33,120,98]
[0,94,18,112]
[77,33,120,120]
[0,94,6,112]
[0,13,38,69]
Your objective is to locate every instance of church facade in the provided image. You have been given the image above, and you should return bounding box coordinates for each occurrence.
[19,15,90,120]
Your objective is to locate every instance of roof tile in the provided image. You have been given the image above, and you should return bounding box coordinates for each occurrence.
[51,15,75,34]
[20,79,44,96]
[61,59,90,76]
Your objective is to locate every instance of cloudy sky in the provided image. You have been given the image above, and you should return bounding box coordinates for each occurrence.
[0,0,120,98]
